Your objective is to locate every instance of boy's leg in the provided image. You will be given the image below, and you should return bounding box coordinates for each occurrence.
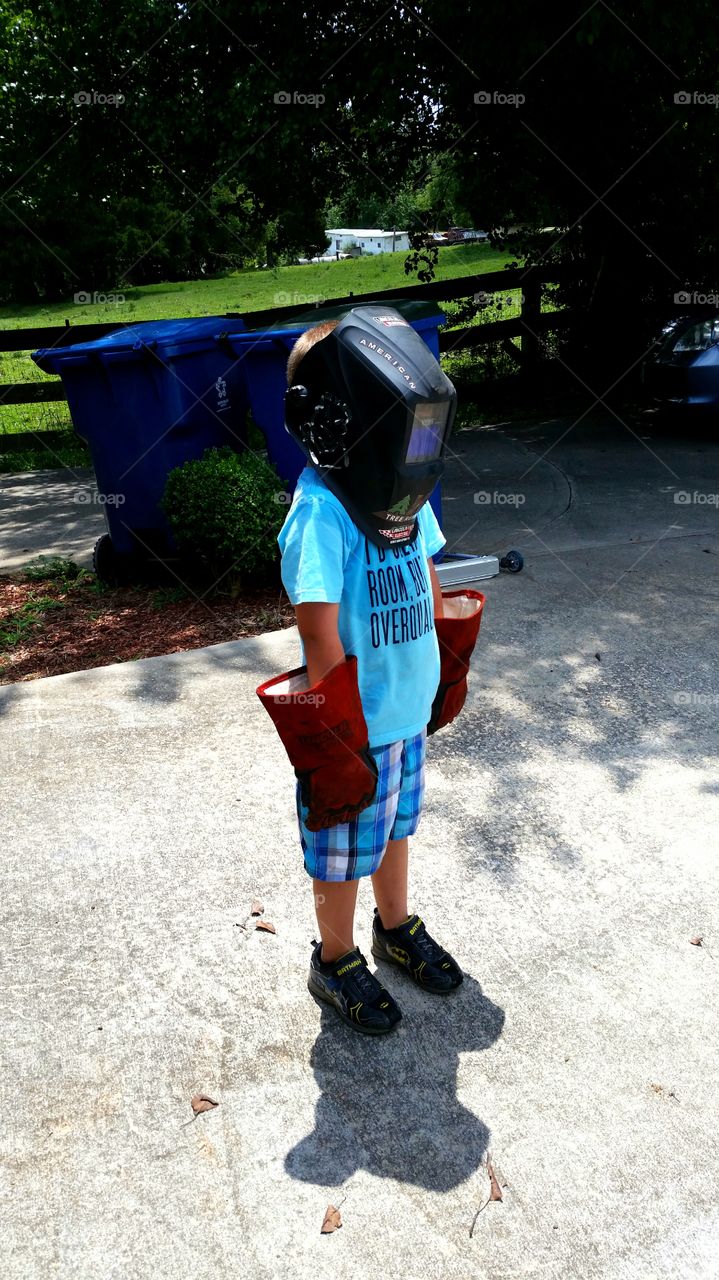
[370,836,409,930]
[369,733,463,993]
[313,877,360,964]
[371,731,426,929]
[302,759,407,1036]
[300,740,403,965]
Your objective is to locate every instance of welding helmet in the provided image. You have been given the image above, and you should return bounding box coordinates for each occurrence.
[284,305,456,548]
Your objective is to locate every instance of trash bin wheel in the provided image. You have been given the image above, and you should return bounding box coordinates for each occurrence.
[499,549,524,573]
[92,533,134,586]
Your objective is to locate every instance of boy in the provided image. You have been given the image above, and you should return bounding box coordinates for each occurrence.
[257,307,484,1036]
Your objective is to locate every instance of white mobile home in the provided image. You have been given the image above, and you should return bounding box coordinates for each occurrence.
[325,228,410,255]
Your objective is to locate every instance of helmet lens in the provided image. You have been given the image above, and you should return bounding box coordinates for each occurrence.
[405,400,450,463]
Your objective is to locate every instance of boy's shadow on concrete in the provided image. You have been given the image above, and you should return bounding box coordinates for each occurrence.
[285,969,505,1191]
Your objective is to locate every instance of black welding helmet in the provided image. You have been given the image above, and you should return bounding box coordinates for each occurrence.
[284,305,456,548]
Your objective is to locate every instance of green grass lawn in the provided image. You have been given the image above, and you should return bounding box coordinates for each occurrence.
[0,242,511,332]
[1,241,572,459]
[0,243,516,438]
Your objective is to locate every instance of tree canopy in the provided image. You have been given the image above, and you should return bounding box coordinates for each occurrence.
[1,0,717,353]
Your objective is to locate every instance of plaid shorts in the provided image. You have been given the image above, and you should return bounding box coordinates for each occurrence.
[296,729,427,882]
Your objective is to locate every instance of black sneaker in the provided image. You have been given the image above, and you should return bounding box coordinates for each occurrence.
[371,907,464,994]
[307,939,402,1035]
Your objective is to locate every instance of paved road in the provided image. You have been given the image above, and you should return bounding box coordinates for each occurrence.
[1,413,718,1280]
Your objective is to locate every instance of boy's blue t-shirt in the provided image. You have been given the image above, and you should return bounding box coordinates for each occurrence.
[277,466,446,748]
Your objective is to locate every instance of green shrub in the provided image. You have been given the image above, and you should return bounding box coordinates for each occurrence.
[159,445,287,583]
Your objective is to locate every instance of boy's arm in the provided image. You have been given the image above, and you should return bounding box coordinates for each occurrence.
[295,602,346,686]
[428,556,443,618]
[257,601,376,829]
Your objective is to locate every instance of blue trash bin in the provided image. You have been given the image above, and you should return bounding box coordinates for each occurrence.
[226,299,448,534]
[32,316,250,579]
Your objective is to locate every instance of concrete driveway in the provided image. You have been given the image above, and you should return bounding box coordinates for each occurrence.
[1,412,718,1279]
[0,467,101,572]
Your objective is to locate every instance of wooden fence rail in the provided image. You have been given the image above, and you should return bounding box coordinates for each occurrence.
[0,265,571,409]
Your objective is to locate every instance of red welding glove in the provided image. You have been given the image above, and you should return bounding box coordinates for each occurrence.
[256,654,378,831]
[427,589,486,735]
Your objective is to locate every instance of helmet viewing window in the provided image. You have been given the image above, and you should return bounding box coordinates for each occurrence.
[405,400,451,464]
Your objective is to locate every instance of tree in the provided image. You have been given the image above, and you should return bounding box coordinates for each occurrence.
[411,0,719,375]
[2,0,718,387]
[0,1,440,300]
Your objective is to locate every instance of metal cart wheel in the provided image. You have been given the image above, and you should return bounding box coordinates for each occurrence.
[499,549,524,573]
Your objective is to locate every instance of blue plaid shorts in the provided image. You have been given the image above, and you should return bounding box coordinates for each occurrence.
[296,729,427,882]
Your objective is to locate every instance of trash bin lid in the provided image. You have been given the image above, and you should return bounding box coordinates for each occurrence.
[32,315,246,375]
[237,297,445,337]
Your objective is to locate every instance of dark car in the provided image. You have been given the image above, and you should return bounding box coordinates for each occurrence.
[642,313,719,412]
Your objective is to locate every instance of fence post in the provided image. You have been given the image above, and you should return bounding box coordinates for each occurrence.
[521,274,541,373]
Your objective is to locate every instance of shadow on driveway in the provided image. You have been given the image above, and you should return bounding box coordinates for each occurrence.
[286,972,505,1191]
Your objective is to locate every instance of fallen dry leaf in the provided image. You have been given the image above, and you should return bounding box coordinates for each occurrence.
[321,1204,342,1234]
[689,936,703,946]
[469,1152,505,1236]
[191,1094,219,1114]
[256,920,276,934]
[487,1156,503,1202]
[650,1082,679,1101]
[251,899,264,916]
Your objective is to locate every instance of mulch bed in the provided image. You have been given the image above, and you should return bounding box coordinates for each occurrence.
[0,571,296,684]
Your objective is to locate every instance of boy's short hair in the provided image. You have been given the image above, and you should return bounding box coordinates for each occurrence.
[286,318,340,386]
